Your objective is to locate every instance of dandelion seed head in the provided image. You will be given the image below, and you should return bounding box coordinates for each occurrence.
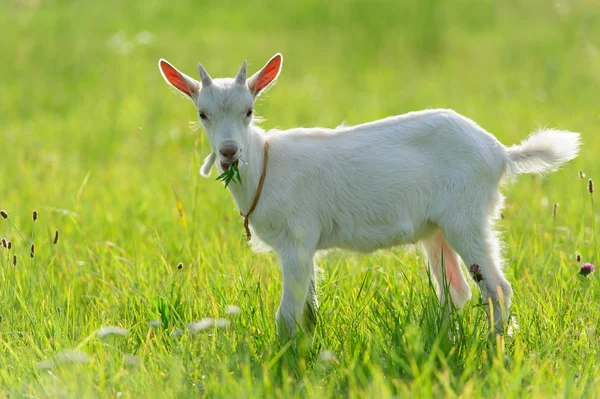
[97,326,128,339]
[56,350,90,364]
[148,320,163,328]
[216,318,229,328]
[187,318,215,334]
[170,329,183,339]
[226,305,241,315]
[37,360,54,370]
[319,350,335,361]
[37,350,90,370]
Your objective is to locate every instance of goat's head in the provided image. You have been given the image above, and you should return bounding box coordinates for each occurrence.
[159,54,282,174]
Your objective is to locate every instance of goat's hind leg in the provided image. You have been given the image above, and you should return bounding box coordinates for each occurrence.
[442,216,513,333]
[421,230,471,310]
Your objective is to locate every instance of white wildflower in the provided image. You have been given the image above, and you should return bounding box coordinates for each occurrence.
[507,316,520,337]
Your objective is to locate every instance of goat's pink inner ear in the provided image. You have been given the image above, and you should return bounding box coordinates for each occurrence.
[160,61,194,97]
[253,54,282,95]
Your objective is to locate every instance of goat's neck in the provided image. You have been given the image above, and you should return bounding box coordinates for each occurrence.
[226,125,266,215]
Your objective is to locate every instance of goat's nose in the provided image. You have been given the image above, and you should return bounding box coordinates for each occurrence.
[219,146,238,158]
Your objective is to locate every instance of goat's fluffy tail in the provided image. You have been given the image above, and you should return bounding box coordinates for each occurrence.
[505,129,581,175]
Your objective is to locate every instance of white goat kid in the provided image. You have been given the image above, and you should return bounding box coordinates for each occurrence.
[159,54,581,337]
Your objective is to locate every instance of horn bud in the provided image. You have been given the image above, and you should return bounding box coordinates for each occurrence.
[235,60,247,84]
[197,63,213,87]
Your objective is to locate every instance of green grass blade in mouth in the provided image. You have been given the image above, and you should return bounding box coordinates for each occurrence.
[216,160,242,188]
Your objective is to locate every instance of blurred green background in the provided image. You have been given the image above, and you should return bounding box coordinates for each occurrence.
[1,0,600,397]
[2,0,599,217]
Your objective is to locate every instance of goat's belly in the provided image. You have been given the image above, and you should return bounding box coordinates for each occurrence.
[318,221,435,252]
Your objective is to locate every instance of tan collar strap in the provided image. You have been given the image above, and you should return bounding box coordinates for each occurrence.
[240,140,269,241]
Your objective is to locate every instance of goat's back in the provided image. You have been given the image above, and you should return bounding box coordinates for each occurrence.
[257,109,507,250]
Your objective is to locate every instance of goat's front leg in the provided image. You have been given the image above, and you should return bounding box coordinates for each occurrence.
[276,245,315,339]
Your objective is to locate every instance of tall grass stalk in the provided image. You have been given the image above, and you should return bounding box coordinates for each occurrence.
[589,179,597,262]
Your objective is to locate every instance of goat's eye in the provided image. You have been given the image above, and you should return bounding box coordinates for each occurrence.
[246,109,253,118]
[199,112,208,120]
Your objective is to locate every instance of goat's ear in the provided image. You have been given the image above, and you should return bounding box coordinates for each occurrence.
[200,152,216,177]
[247,53,283,97]
[158,59,200,99]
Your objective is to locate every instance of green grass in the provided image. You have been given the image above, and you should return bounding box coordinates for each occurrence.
[1,0,600,397]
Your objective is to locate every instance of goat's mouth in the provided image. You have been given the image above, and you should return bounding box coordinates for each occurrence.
[220,158,240,171]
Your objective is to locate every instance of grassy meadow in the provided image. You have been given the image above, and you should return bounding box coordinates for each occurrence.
[1,0,600,397]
